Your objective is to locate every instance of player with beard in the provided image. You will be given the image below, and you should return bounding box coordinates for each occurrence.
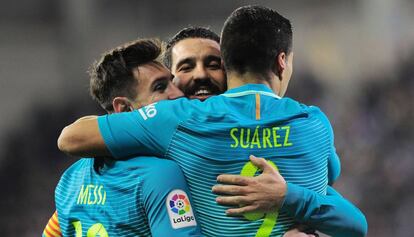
[163,27,226,101]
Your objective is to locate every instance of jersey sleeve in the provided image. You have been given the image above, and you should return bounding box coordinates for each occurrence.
[327,148,341,184]
[281,183,368,237]
[97,99,189,159]
[310,106,341,184]
[42,211,62,237]
[140,159,202,237]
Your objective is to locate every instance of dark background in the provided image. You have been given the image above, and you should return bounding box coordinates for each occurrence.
[0,1,413,236]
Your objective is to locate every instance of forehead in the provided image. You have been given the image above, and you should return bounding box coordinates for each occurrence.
[133,62,170,84]
[171,38,221,63]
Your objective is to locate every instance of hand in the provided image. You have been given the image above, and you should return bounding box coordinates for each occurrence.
[283,228,317,237]
[212,155,287,216]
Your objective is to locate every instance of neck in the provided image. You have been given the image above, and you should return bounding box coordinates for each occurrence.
[226,71,280,94]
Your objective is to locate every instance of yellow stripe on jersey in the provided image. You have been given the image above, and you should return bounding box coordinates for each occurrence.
[43,211,62,237]
[255,93,261,120]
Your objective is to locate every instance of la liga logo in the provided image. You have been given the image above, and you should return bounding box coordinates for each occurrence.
[169,193,191,215]
[166,189,197,229]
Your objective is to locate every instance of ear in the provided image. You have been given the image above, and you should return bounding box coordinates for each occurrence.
[112,97,132,113]
[275,52,287,80]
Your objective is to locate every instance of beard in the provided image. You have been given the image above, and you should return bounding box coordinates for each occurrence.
[183,78,224,101]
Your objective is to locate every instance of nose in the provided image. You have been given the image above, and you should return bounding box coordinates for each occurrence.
[192,65,209,81]
[168,82,184,99]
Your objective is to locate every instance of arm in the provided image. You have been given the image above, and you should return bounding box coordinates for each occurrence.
[58,101,183,159]
[58,116,110,157]
[282,183,367,237]
[328,151,341,185]
[317,108,341,185]
[142,159,202,237]
[42,211,62,237]
[213,156,367,237]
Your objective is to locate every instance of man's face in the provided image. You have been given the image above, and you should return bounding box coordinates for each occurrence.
[131,62,184,108]
[171,38,226,101]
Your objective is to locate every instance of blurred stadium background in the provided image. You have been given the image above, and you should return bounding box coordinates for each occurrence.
[0,0,413,236]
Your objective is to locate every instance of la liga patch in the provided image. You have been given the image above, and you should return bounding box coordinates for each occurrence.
[166,189,197,229]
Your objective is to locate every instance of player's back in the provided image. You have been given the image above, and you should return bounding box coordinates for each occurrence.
[55,157,200,237]
[98,84,337,236]
[167,85,332,236]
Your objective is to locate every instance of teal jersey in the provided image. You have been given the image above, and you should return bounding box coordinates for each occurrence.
[55,157,202,237]
[97,84,365,236]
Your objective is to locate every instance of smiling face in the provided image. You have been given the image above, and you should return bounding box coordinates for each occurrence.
[131,62,184,108]
[170,38,226,101]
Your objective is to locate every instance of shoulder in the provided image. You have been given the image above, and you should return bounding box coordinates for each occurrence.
[283,98,329,122]
[135,97,196,121]
[280,97,318,113]
[305,105,332,128]
[281,98,333,131]
[127,157,187,202]
[273,97,316,118]
[115,156,183,177]
[141,158,183,179]
[298,103,334,136]
[56,159,93,195]
[60,158,92,178]
[136,158,185,190]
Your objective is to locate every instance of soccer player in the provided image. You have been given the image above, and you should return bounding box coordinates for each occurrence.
[165,26,366,236]
[163,27,226,101]
[44,39,202,237]
[58,7,367,236]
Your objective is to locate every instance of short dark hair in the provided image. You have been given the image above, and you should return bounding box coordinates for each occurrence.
[163,26,220,69]
[221,5,293,77]
[89,38,162,112]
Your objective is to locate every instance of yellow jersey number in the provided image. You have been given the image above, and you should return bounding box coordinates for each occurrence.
[240,160,279,237]
[72,220,108,237]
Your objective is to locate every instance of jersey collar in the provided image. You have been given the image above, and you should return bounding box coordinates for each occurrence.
[222,84,281,99]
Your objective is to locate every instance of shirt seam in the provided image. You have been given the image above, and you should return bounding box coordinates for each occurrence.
[163,120,184,159]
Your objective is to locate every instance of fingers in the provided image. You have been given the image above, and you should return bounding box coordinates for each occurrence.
[212,184,246,195]
[249,155,276,173]
[217,174,252,185]
[223,204,259,216]
[215,195,250,206]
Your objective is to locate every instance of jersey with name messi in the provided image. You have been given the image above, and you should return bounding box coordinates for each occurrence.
[55,157,201,237]
[98,84,338,236]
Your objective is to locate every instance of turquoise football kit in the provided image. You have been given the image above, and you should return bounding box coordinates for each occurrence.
[54,157,202,237]
[96,84,366,236]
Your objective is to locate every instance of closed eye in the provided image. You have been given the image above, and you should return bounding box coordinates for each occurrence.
[176,58,195,73]
[179,64,194,72]
[154,81,168,91]
[204,55,222,70]
[152,76,172,92]
[207,62,221,69]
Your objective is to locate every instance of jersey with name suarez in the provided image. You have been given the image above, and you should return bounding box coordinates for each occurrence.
[98,84,338,236]
[55,157,201,237]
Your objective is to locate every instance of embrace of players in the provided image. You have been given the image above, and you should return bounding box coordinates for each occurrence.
[44,5,368,237]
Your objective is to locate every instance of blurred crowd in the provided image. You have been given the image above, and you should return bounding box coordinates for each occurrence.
[336,52,414,237]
